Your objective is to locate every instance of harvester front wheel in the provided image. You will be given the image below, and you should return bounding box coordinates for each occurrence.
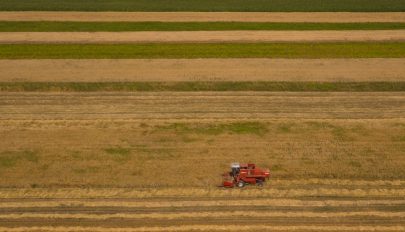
[237,181,245,188]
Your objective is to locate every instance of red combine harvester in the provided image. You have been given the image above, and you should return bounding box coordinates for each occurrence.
[222,163,270,188]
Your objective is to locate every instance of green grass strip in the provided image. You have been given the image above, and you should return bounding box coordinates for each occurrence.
[1,82,405,92]
[1,43,405,59]
[0,0,404,12]
[2,22,405,32]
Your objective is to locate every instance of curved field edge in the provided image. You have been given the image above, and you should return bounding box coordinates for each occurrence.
[0,43,404,59]
[0,0,404,12]
[1,82,405,92]
[1,22,405,32]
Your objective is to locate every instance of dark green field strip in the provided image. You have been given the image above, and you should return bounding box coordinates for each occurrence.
[0,0,404,12]
[1,43,404,59]
[2,22,405,32]
[1,82,405,92]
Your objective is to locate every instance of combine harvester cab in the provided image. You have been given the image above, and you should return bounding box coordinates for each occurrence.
[223,162,270,188]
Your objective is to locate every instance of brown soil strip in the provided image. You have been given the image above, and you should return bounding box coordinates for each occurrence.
[1,12,405,22]
[1,30,404,43]
[1,59,404,82]
[1,92,404,120]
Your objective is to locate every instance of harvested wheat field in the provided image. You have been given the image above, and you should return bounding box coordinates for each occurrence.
[1,12,405,22]
[1,30,405,44]
[1,59,405,82]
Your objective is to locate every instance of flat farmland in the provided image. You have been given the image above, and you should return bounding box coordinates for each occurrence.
[1,2,404,231]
